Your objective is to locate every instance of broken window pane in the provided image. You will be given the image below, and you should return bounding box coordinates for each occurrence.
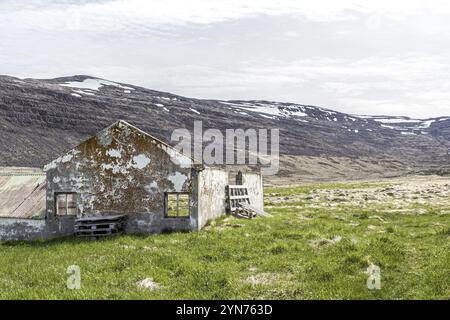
[56,193,78,216]
[166,193,189,217]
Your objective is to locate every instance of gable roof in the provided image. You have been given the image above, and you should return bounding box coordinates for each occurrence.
[44,120,195,169]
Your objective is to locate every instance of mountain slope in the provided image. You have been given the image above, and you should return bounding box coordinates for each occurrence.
[0,75,448,181]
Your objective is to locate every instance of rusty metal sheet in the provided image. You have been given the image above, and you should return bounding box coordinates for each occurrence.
[0,167,46,219]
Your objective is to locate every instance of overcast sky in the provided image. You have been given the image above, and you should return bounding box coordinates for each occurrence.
[1,0,450,118]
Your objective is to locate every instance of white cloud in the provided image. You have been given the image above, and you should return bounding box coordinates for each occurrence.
[1,0,450,118]
[150,55,450,118]
[3,0,450,31]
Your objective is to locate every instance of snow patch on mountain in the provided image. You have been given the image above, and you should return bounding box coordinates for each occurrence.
[61,78,134,91]
[221,101,368,125]
[221,101,308,120]
[357,115,444,133]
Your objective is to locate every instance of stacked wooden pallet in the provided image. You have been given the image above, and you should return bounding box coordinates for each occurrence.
[74,215,126,238]
[226,185,271,219]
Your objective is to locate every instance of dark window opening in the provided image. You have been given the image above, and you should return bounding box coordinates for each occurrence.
[165,193,190,218]
[56,193,78,216]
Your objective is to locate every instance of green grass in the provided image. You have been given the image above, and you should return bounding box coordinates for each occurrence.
[0,181,449,299]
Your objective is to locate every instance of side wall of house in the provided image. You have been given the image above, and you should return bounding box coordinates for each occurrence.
[197,168,229,230]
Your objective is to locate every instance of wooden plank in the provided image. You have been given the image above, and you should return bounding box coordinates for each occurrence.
[238,203,272,217]
[229,195,250,200]
[75,221,123,227]
[76,215,125,222]
[75,225,122,230]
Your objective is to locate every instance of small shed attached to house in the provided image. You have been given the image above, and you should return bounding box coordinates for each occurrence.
[44,120,263,235]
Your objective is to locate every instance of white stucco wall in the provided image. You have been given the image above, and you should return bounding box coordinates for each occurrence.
[197,168,229,229]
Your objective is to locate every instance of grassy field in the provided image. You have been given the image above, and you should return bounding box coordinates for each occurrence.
[0,177,449,299]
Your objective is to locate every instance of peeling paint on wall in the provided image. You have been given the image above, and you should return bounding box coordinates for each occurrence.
[145,181,158,193]
[44,149,81,171]
[106,148,122,158]
[97,129,113,147]
[131,154,151,169]
[168,172,188,192]
[161,145,193,168]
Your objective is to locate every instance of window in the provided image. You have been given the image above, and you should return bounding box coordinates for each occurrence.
[56,193,78,216]
[165,193,190,218]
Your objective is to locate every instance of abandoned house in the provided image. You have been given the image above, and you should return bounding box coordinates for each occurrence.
[0,120,263,241]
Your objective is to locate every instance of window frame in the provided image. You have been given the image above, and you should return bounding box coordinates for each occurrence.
[164,192,190,218]
[55,192,79,216]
